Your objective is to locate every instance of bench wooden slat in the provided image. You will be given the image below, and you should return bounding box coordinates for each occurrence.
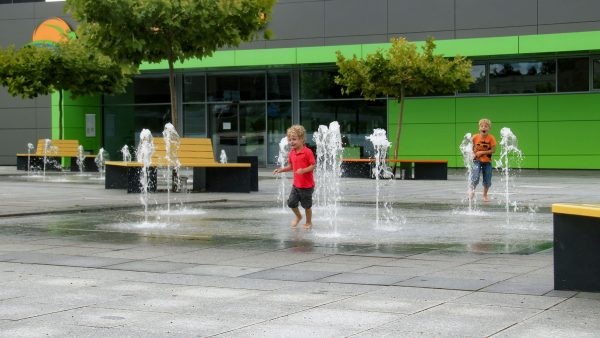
[552,203,600,218]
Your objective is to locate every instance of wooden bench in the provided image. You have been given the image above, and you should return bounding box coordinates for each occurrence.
[16,139,97,171]
[552,203,600,292]
[341,158,448,180]
[104,137,256,193]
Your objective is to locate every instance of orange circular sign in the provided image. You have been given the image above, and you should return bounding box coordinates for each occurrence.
[32,18,73,46]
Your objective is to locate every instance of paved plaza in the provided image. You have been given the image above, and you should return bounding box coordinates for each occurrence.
[0,167,599,337]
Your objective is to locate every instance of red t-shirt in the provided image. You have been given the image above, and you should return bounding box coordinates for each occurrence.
[472,133,497,163]
[288,145,316,188]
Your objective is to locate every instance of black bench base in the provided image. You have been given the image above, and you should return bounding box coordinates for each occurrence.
[554,212,600,292]
[341,161,447,180]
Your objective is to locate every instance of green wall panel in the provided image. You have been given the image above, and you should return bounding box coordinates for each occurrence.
[389,98,455,124]
[387,123,456,157]
[519,31,600,54]
[436,36,519,57]
[235,48,296,66]
[538,94,600,121]
[539,155,600,169]
[539,121,600,155]
[455,96,538,123]
[291,45,361,64]
[52,92,102,153]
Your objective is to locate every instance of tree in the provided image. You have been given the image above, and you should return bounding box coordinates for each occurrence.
[0,37,134,139]
[66,0,276,131]
[335,37,473,173]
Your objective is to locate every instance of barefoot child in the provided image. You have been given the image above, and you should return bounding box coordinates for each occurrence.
[273,125,316,229]
[469,118,497,202]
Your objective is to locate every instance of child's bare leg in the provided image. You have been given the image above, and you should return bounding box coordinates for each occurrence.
[468,185,475,200]
[303,208,312,229]
[291,208,302,228]
[482,186,490,202]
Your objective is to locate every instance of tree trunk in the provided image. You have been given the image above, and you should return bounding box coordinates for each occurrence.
[168,57,177,130]
[59,90,63,140]
[392,87,405,176]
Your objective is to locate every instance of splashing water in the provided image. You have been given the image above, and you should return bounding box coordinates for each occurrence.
[163,123,180,213]
[42,139,57,178]
[94,148,108,179]
[496,127,523,220]
[121,145,132,162]
[219,149,228,164]
[137,129,155,222]
[459,133,476,212]
[26,142,34,176]
[366,129,395,227]
[276,137,290,210]
[313,121,343,233]
[76,145,85,174]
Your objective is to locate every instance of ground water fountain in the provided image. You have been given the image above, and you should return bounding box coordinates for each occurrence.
[26,142,34,176]
[312,121,343,234]
[219,149,228,164]
[76,145,85,174]
[121,145,132,162]
[496,127,523,219]
[366,128,396,228]
[163,123,181,214]
[137,129,155,223]
[276,137,290,211]
[42,139,58,178]
[94,148,108,179]
[459,132,477,212]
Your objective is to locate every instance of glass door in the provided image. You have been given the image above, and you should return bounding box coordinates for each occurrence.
[209,102,267,164]
[209,103,239,161]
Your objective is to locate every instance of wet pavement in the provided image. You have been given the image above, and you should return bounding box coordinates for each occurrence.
[0,166,599,336]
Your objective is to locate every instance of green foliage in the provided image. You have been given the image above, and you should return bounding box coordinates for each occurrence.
[336,37,473,101]
[335,37,473,163]
[66,0,277,129]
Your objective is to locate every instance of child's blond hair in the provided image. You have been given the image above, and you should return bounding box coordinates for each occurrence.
[287,125,306,142]
[479,118,491,127]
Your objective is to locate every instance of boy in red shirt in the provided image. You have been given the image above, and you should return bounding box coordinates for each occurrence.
[273,125,316,229]
[469,118,497,202]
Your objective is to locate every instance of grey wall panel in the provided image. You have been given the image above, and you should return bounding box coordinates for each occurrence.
[34,95,50,109]
[33,2,70,19]
[389,31,455,41]
[36,107,51,128]
[0,128,38,165]
[539,21,600,34]
[456,0,537,30]
[266,37,325,48]
[539,0,600,24]
[456,26,538,39]
[388,0,455,33]
[0,108,36,128]
[324,0,387,37]
[269,2,324,39]
[0,19,36,47]
[0,88,35,108]
[324,34,388,46]
[0,3,33,20]
[229,39,267,50]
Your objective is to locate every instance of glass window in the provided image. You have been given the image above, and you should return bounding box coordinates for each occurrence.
[183,104,206,137]
[104,82,134,105]
[460,63,487,94]
[267,71,292,100]
[300,68,361,99]
[489,61,556,94]
[593,59,600,90]
[267,102,292,163]
[133,77,171,103]
[300,100,386,155]
[558,58,589,92]
[183,75,205,102]
[207,73,265,102]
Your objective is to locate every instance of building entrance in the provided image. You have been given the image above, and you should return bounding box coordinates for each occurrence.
[209,103,266,164]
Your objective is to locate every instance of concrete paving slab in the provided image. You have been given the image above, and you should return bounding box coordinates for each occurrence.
[493,310,600,337]
[172,264,265,277]
[451,291,566,309]
[550,296,600,314]
[102,260,198,273]
[241,268,338,282]
[319,272,409,285]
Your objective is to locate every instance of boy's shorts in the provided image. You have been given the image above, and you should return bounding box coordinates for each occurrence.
[471,160,492,188]
[288,186,314,209]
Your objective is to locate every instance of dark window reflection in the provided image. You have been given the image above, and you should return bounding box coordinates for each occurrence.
[183,75,206,102]
[133,77,171,103]
[460,64,487,94]
[183,104,206,136]
[207,74,265,101]
[490,61,556,94]
[267,71,292,100]
[558,58,589,92]
[300,68,362,99]
[267,102,292,163]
